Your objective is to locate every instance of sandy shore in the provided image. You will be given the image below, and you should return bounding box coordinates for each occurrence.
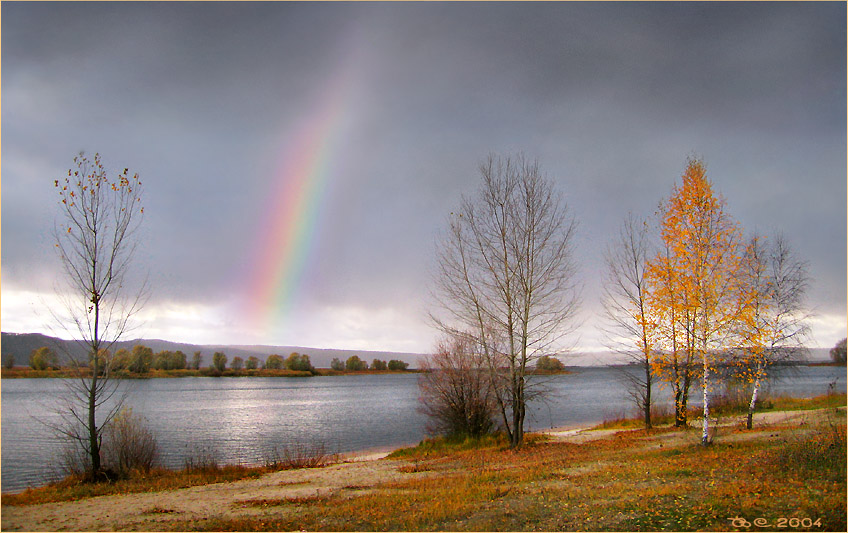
[0,408,833,531]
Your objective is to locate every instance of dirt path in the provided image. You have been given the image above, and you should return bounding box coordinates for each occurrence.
[2,408,839,531]
[1,456,413,531]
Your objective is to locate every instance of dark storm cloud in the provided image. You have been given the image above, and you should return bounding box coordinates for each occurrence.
[2,2,844,349]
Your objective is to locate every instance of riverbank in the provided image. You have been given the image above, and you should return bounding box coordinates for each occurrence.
[0,367,420,379]
[3,397,845,531]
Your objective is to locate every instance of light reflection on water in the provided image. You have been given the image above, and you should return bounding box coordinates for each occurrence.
[2,367,844,493]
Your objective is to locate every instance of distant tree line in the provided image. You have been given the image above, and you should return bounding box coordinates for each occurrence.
[16,345,412,375]
[329,356,409,372]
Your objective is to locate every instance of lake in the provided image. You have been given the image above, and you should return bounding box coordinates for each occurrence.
[2,365,844,493]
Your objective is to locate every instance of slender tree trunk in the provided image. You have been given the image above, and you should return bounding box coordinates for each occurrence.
[701,353,710,446]
[746,361,764,430]
[89,301,102,475]
[644,362,652,429]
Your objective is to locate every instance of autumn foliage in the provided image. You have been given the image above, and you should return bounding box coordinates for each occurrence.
[616,157,812,444]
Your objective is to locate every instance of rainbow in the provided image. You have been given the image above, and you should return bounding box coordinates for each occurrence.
[245,60,358,333]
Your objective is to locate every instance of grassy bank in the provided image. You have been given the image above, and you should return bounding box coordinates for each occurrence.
[3,393,844,531]
[178,405,846,531]
[594,391,848,430]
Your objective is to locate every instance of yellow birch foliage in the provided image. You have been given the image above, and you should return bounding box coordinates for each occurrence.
[645,158,749,439]
[649,158,746,367]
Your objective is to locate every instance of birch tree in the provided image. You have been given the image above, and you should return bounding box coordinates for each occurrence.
[432,153,580,448]
[646,157,745,445]
[736,234,810,429]
[53,152,146,478]
[645,216,698,428]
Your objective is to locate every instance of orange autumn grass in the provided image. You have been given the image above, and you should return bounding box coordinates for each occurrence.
[165,399,844,531]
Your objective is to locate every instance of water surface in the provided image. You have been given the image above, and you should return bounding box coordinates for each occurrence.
[2,366,843,493]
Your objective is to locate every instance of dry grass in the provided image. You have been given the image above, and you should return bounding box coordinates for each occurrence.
[159,404,845,532]
[1,464,270,506]
[4,396,845,532]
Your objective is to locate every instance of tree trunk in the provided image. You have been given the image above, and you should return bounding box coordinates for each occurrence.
[746,361,764,430]
[644,362,652,429]
[701,358,710,446]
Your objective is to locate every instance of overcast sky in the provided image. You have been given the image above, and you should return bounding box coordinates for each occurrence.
[2,2,845,354]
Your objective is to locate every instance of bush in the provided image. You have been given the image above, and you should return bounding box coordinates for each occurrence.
[830,338,846,365]
[263,442,335,470]
[535,355,565,372]
[152,350,187,370]
[102,408,159,477]
[128,345,153,373]
[418,335,497,438]
[111,348,131,371]
[30,346,60,370]
[212,352,227,372]
[286,353,313,372]
[371,359,387,371]
[388,359,409,371]
[330,358,344,371]
[264,354,283,370]
[231,356,244,371]
[346,355,366,371]
[245,356,259,370]
[4,353,15,369]
[58,407,159,481]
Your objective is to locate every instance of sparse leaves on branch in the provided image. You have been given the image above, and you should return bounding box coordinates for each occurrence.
[52,151,147,478]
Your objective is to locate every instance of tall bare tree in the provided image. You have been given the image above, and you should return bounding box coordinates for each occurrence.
[53,152,146,478]
[602,214,656,428]
[432,154,579,448]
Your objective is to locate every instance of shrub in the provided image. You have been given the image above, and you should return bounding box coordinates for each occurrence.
[286,353,314,372]
[30,347,60,370]
[153,350,186,370]
[212,352,227,372]
[111,348,131,370]
[535,355,565,372]
[245,356,259,370]
[231,356,244,371]
[330,358,344,371]
[345,355,366,371]
[4,353,15,369]
[128,345,153,373]
[388,359,409,371]
[264,354,284,370]
[418,335,497,438]
[102,407,159,477]
[830,338,846,365]
[264,442,335,470]
[371,359,387,371]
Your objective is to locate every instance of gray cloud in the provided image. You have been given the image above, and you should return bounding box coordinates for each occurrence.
[2,2,844,350]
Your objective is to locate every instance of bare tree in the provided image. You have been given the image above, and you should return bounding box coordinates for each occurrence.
[602,213,655,428]
[736,234,810,429]
[52,152,146,479]
[432,153,580,448]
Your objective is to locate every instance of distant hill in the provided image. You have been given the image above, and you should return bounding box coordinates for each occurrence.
[2,332,833,370]
[0,332,425,369]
